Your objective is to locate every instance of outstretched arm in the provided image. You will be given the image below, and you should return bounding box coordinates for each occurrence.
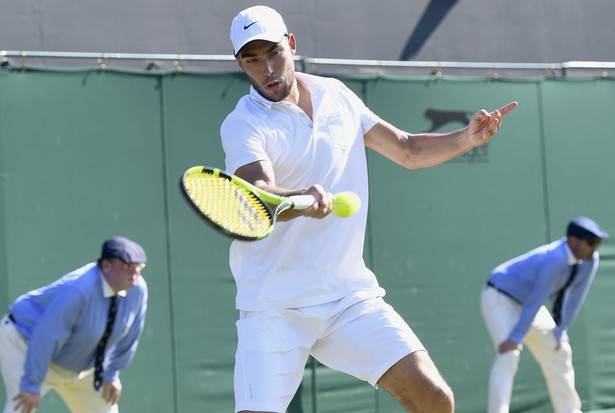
[365,101,518,169]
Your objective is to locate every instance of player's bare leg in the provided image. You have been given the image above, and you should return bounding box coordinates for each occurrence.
[378,350,454,413]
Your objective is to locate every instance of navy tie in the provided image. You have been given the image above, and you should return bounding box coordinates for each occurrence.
[94,295,118,390]
[552,264,578,325]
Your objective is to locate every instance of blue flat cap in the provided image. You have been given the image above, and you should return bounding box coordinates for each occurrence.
[101,236,147,263]
[567,216,609,239]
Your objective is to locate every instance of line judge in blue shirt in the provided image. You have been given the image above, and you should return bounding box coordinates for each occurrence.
[481,216,609,413]
[0,236,148,413]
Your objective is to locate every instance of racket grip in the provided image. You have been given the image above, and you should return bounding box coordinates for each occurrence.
[289,195,317,210]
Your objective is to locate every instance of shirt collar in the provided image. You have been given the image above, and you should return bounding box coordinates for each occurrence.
[249,86,275,110]
[99,268,127,298]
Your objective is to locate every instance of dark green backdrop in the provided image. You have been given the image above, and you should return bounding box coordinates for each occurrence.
[1,68,614,412]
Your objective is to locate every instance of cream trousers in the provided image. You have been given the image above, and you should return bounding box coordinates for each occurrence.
[0,314,118,413]
[481,287,582,413]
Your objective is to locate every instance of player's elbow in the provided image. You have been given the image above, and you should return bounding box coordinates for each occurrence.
[396,134,431,170]
[398,147,428,170]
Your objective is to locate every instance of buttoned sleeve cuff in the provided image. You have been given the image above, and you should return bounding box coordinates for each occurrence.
[20,380,43,394]
[508,326,529,344]
[104,370,120,383]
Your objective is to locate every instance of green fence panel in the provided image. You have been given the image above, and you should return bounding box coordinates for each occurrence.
[1,69,615,413]
[0,69,176,412]
[541,78,615,411]
[160,72,246,412]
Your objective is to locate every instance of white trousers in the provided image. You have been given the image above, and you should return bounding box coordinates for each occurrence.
[481,287,582,413]
[0,314,118,413]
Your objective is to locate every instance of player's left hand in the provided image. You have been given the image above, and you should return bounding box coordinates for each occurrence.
[468,101,518,146]
[102,380,122,405]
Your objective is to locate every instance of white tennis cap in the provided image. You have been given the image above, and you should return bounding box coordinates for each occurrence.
[230,6,288,55]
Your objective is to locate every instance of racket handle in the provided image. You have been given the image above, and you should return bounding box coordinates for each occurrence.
[288,195,317,210]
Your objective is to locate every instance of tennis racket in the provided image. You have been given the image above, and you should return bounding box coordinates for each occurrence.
[180,166,323,241]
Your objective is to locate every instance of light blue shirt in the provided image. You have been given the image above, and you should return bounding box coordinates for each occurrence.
[9,262,148,393]
[487,238,599,343]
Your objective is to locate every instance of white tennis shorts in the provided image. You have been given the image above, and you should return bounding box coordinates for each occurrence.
[234,293,425,413]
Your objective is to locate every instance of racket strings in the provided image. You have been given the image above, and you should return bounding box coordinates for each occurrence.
[184,173,272,238]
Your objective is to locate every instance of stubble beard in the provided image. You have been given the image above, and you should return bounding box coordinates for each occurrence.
[250,65,295,102]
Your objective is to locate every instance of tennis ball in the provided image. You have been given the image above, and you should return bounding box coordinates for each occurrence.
[333,192,361,218]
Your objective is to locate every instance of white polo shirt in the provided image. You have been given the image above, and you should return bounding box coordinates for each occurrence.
[220,72,385,311]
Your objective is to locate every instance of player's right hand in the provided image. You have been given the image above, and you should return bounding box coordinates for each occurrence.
[303,184,334,218]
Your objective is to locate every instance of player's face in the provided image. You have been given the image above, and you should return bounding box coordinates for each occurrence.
[236,35,296,102]
[103,258,144,292]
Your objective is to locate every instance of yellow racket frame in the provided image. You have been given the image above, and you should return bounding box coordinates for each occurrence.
[180,166,276,240]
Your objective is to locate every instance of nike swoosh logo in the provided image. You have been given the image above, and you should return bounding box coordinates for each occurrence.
[244,21,258,30]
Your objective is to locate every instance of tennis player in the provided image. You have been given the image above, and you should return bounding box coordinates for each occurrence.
[222,6,517,413]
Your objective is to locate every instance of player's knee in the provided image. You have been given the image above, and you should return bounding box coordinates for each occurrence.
[380,351,454,412]
[433,382,455,413]
[399,371,454,413]
[409,381,454,413]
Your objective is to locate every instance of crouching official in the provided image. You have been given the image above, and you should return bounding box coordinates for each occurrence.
[481,217,608,413]
[0,236,148,413]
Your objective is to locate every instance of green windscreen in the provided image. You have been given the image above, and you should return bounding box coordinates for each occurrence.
[1,68,614,412]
